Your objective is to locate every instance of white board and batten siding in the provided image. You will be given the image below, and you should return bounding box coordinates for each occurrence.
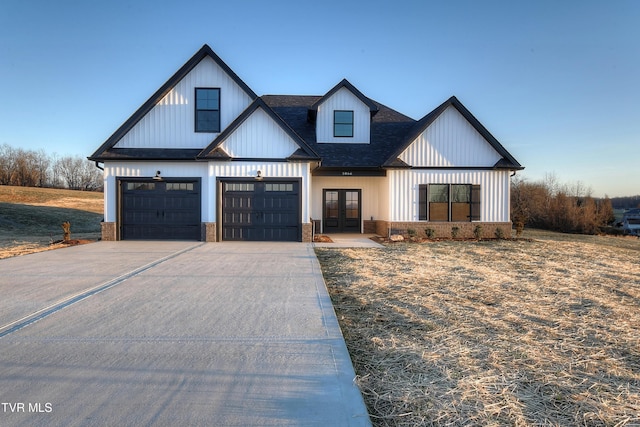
[315,87,371,144]
[219,108,299,158]
[102,162,209,223]
[399,106,502,167]
[209,161,311,223]
[114,56,253,149]
[387,169,511,223]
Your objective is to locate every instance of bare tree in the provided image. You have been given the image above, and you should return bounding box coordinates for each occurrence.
[55,155,84,189]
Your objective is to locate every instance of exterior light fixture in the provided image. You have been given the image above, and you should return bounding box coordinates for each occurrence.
[153,170,162,181]
[256,170,263,180]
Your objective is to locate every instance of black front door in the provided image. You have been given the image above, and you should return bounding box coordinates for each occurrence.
[323,189,361,233]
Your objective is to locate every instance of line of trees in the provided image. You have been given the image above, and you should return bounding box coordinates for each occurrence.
[0,143,102,191]
[511,174,616,235]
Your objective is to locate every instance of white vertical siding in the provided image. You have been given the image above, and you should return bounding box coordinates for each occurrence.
[208,161,311,222]
[103,162,208,222]
[114,57,253,149]
[387,169,511,222]
[220,108,298,158]
[316,87,371,144]
[399,106,502,167]
[310,176,387,223]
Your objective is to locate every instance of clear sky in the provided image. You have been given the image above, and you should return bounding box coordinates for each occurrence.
[1,0,638,197]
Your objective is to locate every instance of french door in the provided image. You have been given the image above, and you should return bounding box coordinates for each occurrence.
[323,189,361,233]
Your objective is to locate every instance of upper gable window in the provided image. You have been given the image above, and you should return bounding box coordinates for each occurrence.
[195,88,220,132]
[333,110,354,137]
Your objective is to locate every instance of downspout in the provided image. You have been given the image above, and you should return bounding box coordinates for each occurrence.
[94,161,104,171]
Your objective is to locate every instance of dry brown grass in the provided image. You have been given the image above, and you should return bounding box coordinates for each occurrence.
[316,230,640,426]
[0,186,103,259]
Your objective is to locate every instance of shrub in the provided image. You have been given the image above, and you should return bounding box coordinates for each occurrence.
[407,228,417,238]
[424,228,435,239]
[451,226,460,239]
[514,220,525,237]
[473,225,483,240]
[495,227,505,239]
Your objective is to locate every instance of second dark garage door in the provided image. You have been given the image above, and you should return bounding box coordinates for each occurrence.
[222,180,301,241]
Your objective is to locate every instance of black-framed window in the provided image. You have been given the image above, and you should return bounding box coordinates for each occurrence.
[334,110,354,137]
[419,184,481,221]
[195,88,220,132]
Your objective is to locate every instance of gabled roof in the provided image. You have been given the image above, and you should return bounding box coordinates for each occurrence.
[197,97,320,161]
[307,79,379,122]
[263,95,415,168]
[382,96,523,170]
[89,44,257,161]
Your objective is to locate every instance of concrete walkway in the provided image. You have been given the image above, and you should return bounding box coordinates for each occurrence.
[0,242,370,426]
[313,234,384,248]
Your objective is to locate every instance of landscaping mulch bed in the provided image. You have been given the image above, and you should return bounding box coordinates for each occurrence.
[315,231,640,426]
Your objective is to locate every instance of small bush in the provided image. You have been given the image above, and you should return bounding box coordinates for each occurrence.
[495,227,505,239]
[514,220,525,237]
[473,225,483,240]
[407,228,417,238]
[451,226,460,239]
[424,228,435,239]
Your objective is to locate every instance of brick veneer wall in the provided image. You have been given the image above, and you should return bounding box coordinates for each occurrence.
[302,223,312,242]
[101,222,116,241]
[375,221,512,239]
[201,223,216,242]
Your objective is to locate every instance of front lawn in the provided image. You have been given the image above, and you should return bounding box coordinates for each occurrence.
[316,231,640,426]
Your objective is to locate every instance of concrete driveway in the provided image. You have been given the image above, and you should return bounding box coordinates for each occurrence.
[0,242,370,426]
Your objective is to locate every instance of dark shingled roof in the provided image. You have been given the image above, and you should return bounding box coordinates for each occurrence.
[89,45,522,170]
[261,95,416,168]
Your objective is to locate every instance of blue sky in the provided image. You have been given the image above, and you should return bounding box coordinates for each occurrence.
[1,0,638,197]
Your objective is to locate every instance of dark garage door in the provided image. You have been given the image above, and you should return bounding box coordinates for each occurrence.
[120,179,201,240]
[222,180,300,241]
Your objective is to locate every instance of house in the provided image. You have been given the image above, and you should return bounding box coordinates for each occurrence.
[89,44,523,242]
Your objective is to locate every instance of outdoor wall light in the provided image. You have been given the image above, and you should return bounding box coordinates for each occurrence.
[153,170,162,181]
[256,170,263,180]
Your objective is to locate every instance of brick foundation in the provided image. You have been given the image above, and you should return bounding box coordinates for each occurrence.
[375,221,512,239]
[201,222,216,242]
[101,222,117,241]
[302,223,312,242]
[363,220,377,234]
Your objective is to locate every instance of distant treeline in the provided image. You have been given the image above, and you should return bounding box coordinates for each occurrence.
[0,143,102,191]
[511,174,617,235]
[610,195,640,210]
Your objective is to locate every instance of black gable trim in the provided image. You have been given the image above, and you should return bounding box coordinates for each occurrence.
[89,44,258,160]
[308,79,379,122]
[197,97,320,161]
[383,96,523,170]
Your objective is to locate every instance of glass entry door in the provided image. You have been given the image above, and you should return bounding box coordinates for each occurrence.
[323,189,361,233]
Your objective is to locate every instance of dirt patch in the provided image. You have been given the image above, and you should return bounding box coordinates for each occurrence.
[315,230,640,426]
[0,239,97,259]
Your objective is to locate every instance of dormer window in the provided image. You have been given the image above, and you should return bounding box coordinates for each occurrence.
[195,88,220,132]
[333,110,354,137]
